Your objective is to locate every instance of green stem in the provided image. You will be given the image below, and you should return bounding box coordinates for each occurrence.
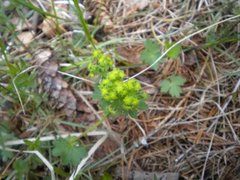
[72,0,96,49]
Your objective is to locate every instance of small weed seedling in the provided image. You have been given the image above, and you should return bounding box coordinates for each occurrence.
[52,136,87,166]
[160,75,186,97]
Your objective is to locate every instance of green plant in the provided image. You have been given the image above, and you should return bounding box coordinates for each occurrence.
[0,60,36,104]
[87,50,113,78]
[13,159,30,180]
[52,136,87,166]
[140,39,162,70]
[160,75,186,97]
[89,50,148,117]
[72,1,147,117]
[0,122,15,162]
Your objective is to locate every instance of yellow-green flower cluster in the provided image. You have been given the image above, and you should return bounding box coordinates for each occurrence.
[88,50,113,77]
[98,69,146,115]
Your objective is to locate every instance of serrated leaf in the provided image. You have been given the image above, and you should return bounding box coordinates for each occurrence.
[13,159,29,179]
[169,85,182,97]
[0,122,15,145]
[140,40,162,70]
[165,41,182,59]
[159,79,171,93]
[0,122,15,161]
[160,75,186,97]
[0,149,13,162]
[170,75,186,86]
[52,137,87,166]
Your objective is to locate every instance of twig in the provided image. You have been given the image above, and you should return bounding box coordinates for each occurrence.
[69,133,108,179]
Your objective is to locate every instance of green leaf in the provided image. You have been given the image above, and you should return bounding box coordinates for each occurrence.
[7,63,19,76]
[165,41,182,59]
[0,122,15,161]
[140,40,162,70]
[0,149,13,162]
[52,137,87,166]
[92,85,102,101]
[206,30,217,44]
[0,122,15,145]
[25,138,41,150]
[160,75,186,97]
[13,159,29,179]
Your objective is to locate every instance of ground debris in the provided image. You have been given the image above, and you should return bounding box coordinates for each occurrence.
[115,167,179,180]
[84,0,114,33]
[31,47,77,117]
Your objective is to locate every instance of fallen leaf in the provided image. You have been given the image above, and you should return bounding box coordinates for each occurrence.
[124,0,149,15]
[117,45,144,64]
[17,31,35,47]
[39,18,66,38]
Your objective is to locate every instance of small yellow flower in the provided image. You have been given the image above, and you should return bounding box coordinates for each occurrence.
[101,88,109,97]
[98,57,106,67]
[134,81,141,91]
[107,69,125,81]
[125,79,141,91]
[109,92,117,100]
[100,79,110,87]
[123,96,132,105]
[121,90,128,96]
[132,98,139,107]
[106,57,113,67]
[116,84,124,94]
[118,70,125,79]
[108,71,117,81]
[93,50,102,58]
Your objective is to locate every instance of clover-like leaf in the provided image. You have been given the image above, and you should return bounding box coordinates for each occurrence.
[140,40,162,70]
[52,137,87,166]
[160,75,186,97]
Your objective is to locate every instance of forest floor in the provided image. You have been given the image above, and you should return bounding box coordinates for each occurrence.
[0,0,240,180]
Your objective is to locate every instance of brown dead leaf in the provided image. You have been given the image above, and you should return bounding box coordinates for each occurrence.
[184,50,198,66]
[39,18,66,38]
[84,0,114,33]
[117,45,144,64]
[17,31,35,47]
[124,0,149,16]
